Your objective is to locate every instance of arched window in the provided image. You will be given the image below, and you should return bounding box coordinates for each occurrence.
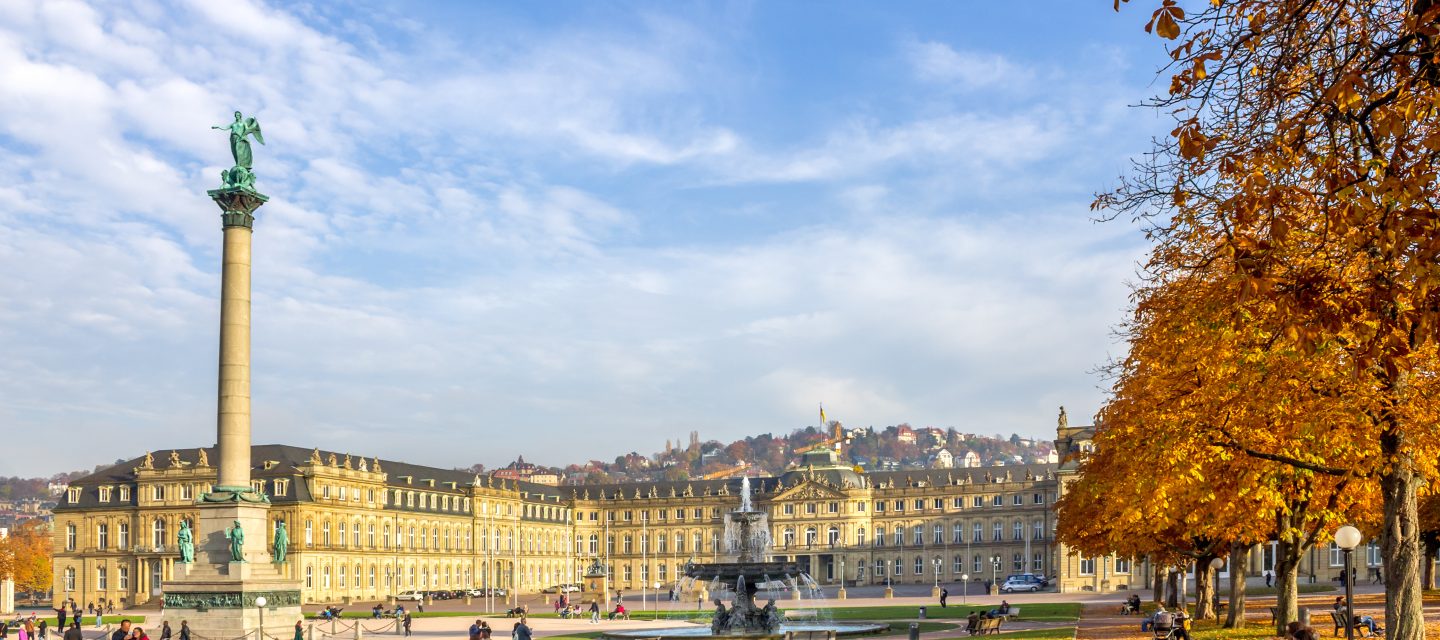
[322,565,332,589]
[305,520,314,546]
[827,526,840,546]
[875,526,885,547]
[338,564,347,588]
[354,563,362,587]
[323,520,332,546]
[64,567,76,591]
[65,524,76,551]
[783,528,795,547]
[305,565,314,588]
[408,526,416,549]
[588,534,598,555]
[336,521,346,548]
[804,527,817,546]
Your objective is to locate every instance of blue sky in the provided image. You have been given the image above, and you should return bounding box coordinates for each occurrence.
[0,1,1167,477]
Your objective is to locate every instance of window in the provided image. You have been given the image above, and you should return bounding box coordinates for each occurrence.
[1013,520,1024,541]
[875,501,886,513]
[658,534,667,553]
[97,524,109,549]
[675,508,685,520]
[368,524,376,548]
[1013,494,1023,505]
[323,521,332,546]
[875,559,885,577]
[991,495,1002,507]
[1366,542,1382,567]
[953,523,964,544]
[895,500,905,512]
[274,480,288,496]
[1033,493,1044,504]
[1013,553,1024,572]
[153,485,166,501]
[118,566,129,590]
[1329,543,1344,567]
[181,484,194,500]
[369,566,377,587]
[805,527,817,546]
[827,526,840,545]
[152,519,167,548]
[1079,557,1096,575]
[933,524,943,544]
[97,567,107,591]
[118,523,129,548]
[623,565,632,581]
[67,488,80,504]
[624,535,633,553]
[875,527,884,547]
[973,554,983,573]
[99,487,112,502]
[305,520,314,546]
[1115,557,1131,574]
[953,554,964,574]
[805,503,817,515]
[952,497,963,509]
[1032,552,1045,573]
[336,521,346,548]
[972,523,982,543]
[913,525,923,546]
[694,532,702,551]
[64,567,76,591]
[323,565,332,589]
[676,534,685,554]
[972,496,983,508]
[933,498,943,509]
[693,508,703,519]
[588,534,598,555]
[1033,520,1045,540]
[783,528,796,547]
[914,556,924,575]
[857,527,867,546]
[893,528,903,546]
[339,564,347,589]
[829,502,839,514]
[119,487,130,501]
[992,522,1003,542]
[913,499,924,511]
[355,522,362,547]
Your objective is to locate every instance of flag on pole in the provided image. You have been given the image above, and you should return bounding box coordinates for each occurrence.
[820,403,827,427]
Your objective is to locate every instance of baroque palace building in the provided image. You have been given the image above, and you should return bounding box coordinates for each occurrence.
[52,421,1217,608]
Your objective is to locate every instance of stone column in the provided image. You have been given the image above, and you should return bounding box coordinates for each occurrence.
[216,202,256,490]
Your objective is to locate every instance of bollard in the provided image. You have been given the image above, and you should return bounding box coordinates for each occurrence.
[331,619,338,636]
[1298,607,1311,626]
[355,620,364,640]
[907,623,919,640]
[307,623,315,640]
[918,607,927,620]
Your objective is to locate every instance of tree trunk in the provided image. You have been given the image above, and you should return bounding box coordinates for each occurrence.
[1274,527,1303,637]
[1193,553,1217,621]
[1423,538,1438,590]
[1165,567,1180,608]
[1152,562,1164,603]
[1225,543,1251,629]
[1380,455,1425,640]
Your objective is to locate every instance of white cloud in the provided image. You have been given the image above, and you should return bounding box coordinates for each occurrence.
[907,40,1030,88]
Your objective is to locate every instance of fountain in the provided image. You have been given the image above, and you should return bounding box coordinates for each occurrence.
[602,476,885,639]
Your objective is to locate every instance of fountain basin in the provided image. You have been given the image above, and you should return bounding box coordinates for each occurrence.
[601,622,888,639]
[685,562,800,584]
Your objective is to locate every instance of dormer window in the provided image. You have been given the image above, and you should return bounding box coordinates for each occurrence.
[119,487,130,501]
[67,488,80,504]
[98,487,112,502]
[274,479,289,497]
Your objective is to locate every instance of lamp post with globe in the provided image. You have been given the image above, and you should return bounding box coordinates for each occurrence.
[960,574,969,605]
[1334,526,1363,640]
[254,596,267,639]
[1208,557,1224,621]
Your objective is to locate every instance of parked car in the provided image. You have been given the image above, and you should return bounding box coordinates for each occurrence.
[484,588,508,597]
[464,588,485,597]
[395,590,425,601]
[541,584,582,594]
[1000,575,1043,593]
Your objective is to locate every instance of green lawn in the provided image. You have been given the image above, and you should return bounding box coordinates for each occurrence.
[875,621,956,636]
[819,603,1081,622]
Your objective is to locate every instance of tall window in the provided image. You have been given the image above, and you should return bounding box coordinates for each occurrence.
[305,565,314,588]
[118,566,129,590]
[953,523,963,544]
[368,523,376,547]
[972,523,982,543]
[1115,557,1131,574]
[893,528,903,546]
[354,521,362,547]
[589,534,598,555]
[97,524,109,549]
[152,519,167,548]
[118,523,129,549]
[1329,543,1344,567]
[336,521,345,548]
[827,526,840,546]
[624,535,633,554]
[1032,520,1044,540]
[992,522,1002,542]
[875,559,885,576]
[913,525,923,546]
[1013,553,1024,571]
[914,556,923,575]
[323,522,332,547]
[973,555,982,572]
[64,567,76,591]
[323,565,331,589]
[305,520,314,546]
[1013,520,1023,541]
[875,527,885,547]
[805,527,817,546]
[97,567,107,591]
[856,528,867,546]
[953,554,963,574]
[1032,552,1045,573]
[933,524,943,544]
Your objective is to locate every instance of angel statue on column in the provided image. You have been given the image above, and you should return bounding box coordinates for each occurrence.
[213,110,265,190]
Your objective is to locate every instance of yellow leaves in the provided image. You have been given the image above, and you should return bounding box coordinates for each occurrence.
[1173,121,1214,161]
[1145,0,1185,40]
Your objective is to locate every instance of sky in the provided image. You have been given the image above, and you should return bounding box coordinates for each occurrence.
[0,1,1171,478]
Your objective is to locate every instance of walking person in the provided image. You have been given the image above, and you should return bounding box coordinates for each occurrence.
[939,587,948,608]
[55,606,67,631]
[38,621,47,640]
[589,600,600,624]
[402,613,412,637]
[63,623,82,640]
[158,622,171,640]
[512,618,531,640]
[94,611,103,630]
[178,622,190,640]
[292,621,303,640]
[1264,571,1273,588]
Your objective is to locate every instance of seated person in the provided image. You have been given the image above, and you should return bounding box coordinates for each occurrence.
[608,604,627,620]
[965,612,980,634]
[1123,595,1142,615]
[372,605,383,619]
[998,600,1011,615]
[1141,605,1166,631]
[1332,597,1381,635]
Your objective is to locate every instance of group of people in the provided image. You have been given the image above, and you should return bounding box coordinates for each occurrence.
[1333,597,1382,636]
[960,602,1013,634]
[1138,605,1192,639]
[50,599,115,631]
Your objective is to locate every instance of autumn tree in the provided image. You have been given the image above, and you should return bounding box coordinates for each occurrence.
[1102,1,1440,636]
[1,520,53,600]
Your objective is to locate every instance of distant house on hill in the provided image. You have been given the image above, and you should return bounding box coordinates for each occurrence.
[931,449,954,469]
[492,455,561,486]
[960,451,981,468]
[896,426,916,444]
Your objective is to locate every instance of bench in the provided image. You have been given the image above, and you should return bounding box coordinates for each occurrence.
[999,608,1020,621]
[783,610,818,619]
[971,618,1003,635]
[784,631,836,640]
[1328,611,1371,637]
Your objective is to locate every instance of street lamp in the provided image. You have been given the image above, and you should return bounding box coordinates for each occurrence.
[960,574,969,605]
[1334,525,1363,640]
[933,558,941,591]
[254,595,268,639]
[990,556,1001,595]
[1208,557,1224,621]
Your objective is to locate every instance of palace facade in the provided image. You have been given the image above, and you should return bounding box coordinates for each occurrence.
[51,423,1219,608]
